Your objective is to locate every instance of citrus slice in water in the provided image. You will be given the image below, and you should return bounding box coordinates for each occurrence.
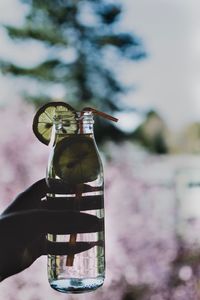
[32,102,77,145]
[53,135,100,184]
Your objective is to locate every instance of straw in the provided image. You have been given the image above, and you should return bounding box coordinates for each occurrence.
[82,107,118,123]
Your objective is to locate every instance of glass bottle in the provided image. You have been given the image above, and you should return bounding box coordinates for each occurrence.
[46,111,105,293]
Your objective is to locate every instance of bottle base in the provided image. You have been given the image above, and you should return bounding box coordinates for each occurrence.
[49,276,104,294]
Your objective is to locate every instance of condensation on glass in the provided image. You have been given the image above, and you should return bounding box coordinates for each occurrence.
[46,111,105,293]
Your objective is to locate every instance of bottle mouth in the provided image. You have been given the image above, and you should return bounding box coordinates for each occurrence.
[76,111,94,123]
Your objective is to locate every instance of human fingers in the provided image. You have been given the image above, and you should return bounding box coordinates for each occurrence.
[47,178,103,194]
[42,210,104,234]
[41,240,104,256]
[0,210,104,241]
[2,179,49,215]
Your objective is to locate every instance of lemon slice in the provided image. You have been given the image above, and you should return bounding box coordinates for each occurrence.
[53,135,100,184]
[32,102,77,145]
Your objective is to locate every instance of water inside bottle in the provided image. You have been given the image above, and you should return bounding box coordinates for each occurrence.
[47,189,105,293]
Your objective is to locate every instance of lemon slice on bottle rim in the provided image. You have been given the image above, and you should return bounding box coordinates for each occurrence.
[53,135,100,185]
[32,102,77,145]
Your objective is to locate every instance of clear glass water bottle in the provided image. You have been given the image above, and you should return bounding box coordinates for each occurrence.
[46,110,105,293]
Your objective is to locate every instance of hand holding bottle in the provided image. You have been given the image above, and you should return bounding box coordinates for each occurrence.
[0,179,101,282]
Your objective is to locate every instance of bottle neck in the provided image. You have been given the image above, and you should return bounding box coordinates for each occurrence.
[76,112,95,135]
[55,122,94,135]
[52,111,95,145]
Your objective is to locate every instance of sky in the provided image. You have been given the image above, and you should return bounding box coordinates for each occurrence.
[0,0,200,131]
[120,0,200,130]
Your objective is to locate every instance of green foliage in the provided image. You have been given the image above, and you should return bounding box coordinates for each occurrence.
[133,110,169,154]
[0,0,146,141]
[4,25,67,45]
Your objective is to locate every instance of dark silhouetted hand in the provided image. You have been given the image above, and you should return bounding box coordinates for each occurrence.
[0,179,102,281]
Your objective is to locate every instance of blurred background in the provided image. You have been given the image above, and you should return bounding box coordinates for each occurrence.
[1,0,200,299]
